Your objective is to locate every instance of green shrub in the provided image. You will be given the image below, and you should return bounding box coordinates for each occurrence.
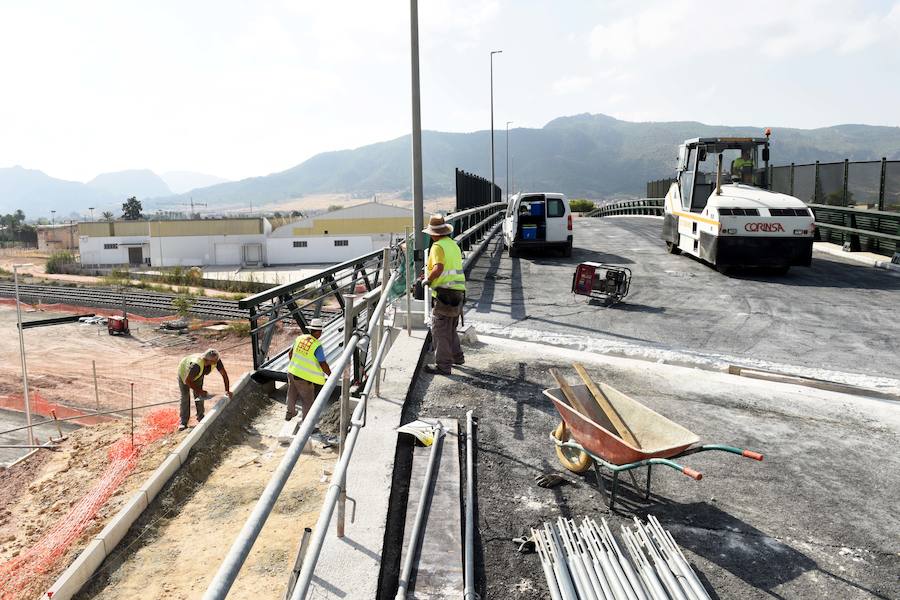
[172,294,194,317]
[45,251,77,274]
[569,199,596,213]
[227,321,251,337]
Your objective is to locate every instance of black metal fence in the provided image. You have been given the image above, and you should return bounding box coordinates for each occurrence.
[647,179,676,198]
[770,159,900,212]
[455,168,501,211]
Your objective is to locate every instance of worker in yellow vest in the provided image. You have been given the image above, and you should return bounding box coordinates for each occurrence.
[286,318,332,437]
[422,214,466,375]
[731,147,754,183]
[177,348,231,430]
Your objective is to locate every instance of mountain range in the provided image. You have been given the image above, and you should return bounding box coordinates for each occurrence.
[3,113,900,219]
[0,168,229,219]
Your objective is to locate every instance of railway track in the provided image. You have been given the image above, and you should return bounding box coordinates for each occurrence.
[0,281,248,319]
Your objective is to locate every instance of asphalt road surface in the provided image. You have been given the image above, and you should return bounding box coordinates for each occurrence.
[408,341,900,599]
[465,217,900,381]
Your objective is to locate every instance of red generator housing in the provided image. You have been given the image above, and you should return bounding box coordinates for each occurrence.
[571,262,632,305]
[108,315,130,336]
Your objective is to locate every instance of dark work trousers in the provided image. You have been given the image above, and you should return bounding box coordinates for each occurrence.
[178,375,205,426]
[432,313,464,374]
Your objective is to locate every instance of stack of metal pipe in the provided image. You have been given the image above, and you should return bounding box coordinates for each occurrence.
[532,515,711,600]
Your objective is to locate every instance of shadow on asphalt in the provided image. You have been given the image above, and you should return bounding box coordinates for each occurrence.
[723,258,900,290]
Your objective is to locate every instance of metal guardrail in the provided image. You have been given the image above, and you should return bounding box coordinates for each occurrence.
[588,199,664,218]
[239,249,398,373]
[204,204,506,600]
[809,204,900,254]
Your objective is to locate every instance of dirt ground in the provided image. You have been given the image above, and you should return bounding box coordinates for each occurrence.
[0,409,183,599]
[407,341,900,600]
[0,303,292,416]
[76,391,335,600]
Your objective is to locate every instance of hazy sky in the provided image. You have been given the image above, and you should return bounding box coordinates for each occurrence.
[2,0,899,183]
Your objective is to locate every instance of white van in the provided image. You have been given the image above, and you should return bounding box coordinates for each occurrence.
[503,192,573,257]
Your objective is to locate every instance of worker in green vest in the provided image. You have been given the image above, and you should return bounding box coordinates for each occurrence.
[177,348,231,430]
[422,214,466,375]
[731,148,754,183]
[285,318,333,443]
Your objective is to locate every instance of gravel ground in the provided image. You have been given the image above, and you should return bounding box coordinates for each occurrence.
[406,341,900,599]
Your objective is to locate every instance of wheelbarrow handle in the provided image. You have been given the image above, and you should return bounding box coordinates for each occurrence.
[698,444,764,461]
[742,449,764,461]
[681,466,703,481]
[647,458,703,481]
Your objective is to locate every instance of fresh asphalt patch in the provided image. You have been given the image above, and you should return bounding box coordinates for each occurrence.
[465,217,900,381]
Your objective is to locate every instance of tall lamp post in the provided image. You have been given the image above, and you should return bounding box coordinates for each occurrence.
[88,207,95,222]
[490,50,502,203]
[50,210,56,225]
[506,121,513,202]
[410,0,426,273]
[13,263,35,446]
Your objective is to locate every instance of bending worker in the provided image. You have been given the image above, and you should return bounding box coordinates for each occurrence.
[285,318,332,436]
[177,348,231,431]
[422,214,466,376]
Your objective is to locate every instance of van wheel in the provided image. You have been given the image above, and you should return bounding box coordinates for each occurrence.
[508,244,518,258]
[771,266,790,275]
[563,241,573,258]
[666,241,681,255]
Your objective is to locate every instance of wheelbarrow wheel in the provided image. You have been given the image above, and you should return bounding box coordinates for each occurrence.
[552,422,593,473]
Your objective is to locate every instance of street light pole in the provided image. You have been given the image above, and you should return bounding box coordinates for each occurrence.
[13,264,35,447]
[50,210,56,225]
[490,50,502,204]
[410,0,426,274]
[88,207,95,222]
[506,121,513,202]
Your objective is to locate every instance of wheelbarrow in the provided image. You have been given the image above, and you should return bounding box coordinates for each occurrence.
[544,383,763,509]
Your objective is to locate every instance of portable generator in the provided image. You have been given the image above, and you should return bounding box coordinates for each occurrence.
[571,262,632,305]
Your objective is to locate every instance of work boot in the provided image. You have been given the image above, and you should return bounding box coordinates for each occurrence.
[424,365,451,376]
[195,400,205,422]
[453,357,465,366]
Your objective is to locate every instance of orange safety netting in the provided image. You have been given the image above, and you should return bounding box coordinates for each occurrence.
[0,408,179,600]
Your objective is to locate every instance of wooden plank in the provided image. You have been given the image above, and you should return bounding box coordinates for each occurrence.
[548,368,594,418]
[572,363,641,449]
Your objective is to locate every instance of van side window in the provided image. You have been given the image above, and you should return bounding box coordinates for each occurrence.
[547,198,565,217]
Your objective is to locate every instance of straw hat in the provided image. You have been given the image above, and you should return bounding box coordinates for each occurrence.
[308,318,325,330]
[422,214,454,236]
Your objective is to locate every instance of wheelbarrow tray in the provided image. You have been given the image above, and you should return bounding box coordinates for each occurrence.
[544,383,699,466]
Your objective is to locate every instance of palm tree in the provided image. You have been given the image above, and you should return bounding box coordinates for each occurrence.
[101,211,114,221]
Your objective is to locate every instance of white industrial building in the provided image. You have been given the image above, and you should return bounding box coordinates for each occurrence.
[78,201,413,267]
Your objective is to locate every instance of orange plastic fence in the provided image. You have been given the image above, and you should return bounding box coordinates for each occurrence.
[0,408,178,599]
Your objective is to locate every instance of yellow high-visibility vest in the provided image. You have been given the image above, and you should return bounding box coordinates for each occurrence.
[287,334,326,385]
[428,237,465,297]
[178,354,206,383]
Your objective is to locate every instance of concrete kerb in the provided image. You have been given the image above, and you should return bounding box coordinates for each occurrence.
[306,327,431,599]
[41,371,253,600]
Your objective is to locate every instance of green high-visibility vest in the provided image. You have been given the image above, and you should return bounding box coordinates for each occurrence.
[178,354,206,383]
[732,157,753,172]
[288,334,326,385]
[429,237,466,296]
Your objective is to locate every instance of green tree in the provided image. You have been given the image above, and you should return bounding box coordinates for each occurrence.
[121,197,143,220]
[101,211,114,221]
[569,199,596,213]
[327,204,342,212]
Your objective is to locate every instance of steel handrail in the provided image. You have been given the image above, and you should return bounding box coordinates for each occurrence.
[204,271,400,600]
[289,331,393,600]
